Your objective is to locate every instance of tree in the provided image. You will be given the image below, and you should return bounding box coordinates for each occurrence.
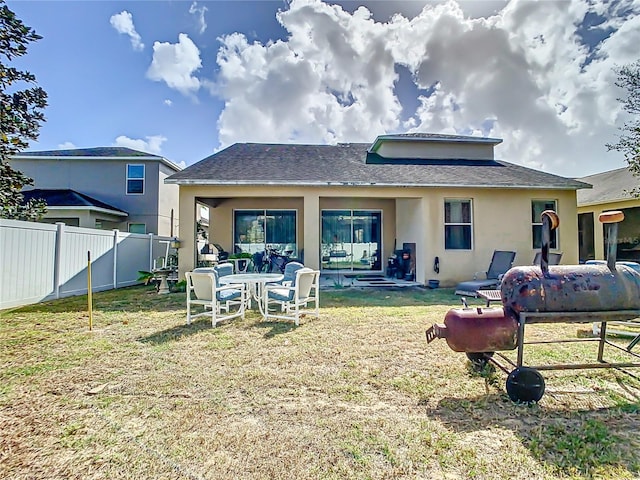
[607,59,640,198]
[0,0,47,220]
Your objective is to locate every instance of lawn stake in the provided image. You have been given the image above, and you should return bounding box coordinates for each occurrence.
[88,251,93,331]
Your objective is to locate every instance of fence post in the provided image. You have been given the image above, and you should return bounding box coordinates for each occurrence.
[54,222,65,299]
[148,233,154,271]
[112,229,119,289]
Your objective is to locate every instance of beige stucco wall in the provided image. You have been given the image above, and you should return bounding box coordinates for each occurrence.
[177,184,579,286]
[422,188,578,286]
[578,198,640,260]
[377,141,494,160]
[158,165,180,237]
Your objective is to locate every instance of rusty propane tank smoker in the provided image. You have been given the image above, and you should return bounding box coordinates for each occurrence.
[502,210,640,314]
[426,210,640,403]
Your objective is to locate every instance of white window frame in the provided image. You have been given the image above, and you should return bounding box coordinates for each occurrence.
[444,198,473,250]
[531,199,558,249]
[126,164,145,195]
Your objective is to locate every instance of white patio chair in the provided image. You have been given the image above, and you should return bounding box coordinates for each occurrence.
[263,267,320,326]
[266,261,304,287]
[185,270,246,327]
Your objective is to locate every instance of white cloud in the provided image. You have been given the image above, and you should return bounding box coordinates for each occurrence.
[58,141,76,149]
[211,0,639,177]
[147,33,202,96]
[189,2,208,34]
[164,99,173,106]
[215,1,401,145]
[110,11,144,51]
[114,135,167,155]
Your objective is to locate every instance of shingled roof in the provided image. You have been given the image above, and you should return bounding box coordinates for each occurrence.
[577,167,639,205]
[22,189,128,216]
[166,142,589,190]
[15,147,182,171]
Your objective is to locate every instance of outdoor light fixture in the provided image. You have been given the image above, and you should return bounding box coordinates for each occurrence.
[170,237,181,249]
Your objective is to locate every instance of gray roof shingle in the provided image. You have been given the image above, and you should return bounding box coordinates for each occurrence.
[577,167,640,205]
[15,147,183,172]
[167,142,589,190]
[22,189,128,215]
[18,147,159,158]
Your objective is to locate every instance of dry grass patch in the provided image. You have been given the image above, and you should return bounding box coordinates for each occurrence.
[1,285,639,479]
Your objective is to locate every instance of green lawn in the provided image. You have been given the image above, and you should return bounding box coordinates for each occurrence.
[1,285,638,479]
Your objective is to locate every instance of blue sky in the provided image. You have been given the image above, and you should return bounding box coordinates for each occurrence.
[8,0,640,177]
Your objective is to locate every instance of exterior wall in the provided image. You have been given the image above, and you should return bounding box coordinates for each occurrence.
[177,184,580,286]
[158,164,180,237]
[11,157,177,235]
[396,198,427,283]
[51,209,91,228]
[578,198,640,261]
[35,208,125,229]
[377,141,494,160]
[420,188,578,287]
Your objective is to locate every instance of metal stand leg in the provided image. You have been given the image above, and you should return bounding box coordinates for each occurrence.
[597,321,607,362]
[517,316,526,367]
[627,333,640,352]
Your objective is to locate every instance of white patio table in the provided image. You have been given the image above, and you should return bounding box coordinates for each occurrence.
[219,273,283,313]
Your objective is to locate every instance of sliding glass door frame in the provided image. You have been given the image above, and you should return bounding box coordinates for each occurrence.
[320,209,383,273]
[233,209,298,256]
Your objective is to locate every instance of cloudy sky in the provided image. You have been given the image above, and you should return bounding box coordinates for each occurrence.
[8,0,639,177]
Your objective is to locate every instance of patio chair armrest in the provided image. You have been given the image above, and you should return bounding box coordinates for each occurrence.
[264,283,295,293]
[219,282,245,291]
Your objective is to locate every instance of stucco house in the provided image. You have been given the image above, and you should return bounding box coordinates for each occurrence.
[166,133,590,286]
[577,166,640,263]
[11,147,181,236]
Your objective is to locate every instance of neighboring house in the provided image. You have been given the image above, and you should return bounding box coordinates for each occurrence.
[577,167,640,263]
[166,133,590,286]
[21,189,128,227]
[11,147,181,236]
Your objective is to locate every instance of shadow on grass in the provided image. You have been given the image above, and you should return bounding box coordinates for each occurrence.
[11,285,185,314]
[137,318,211,344]
[251,320,297,338]
[428,392,640,478]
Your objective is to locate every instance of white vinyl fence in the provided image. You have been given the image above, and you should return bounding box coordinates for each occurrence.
[0,219,175,310]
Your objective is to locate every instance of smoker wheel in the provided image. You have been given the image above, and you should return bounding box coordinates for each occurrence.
[466,352,494,370]
[506,367,545,403]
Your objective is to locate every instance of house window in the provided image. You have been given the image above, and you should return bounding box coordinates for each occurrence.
[128,223,146,234]
[126,164,145,194]
[532,200,558,248]
[445,199,472,250]
[234,210,297,256]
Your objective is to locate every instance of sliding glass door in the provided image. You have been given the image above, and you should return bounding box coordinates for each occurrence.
[321,210,381,272]
[234,210,297,256]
